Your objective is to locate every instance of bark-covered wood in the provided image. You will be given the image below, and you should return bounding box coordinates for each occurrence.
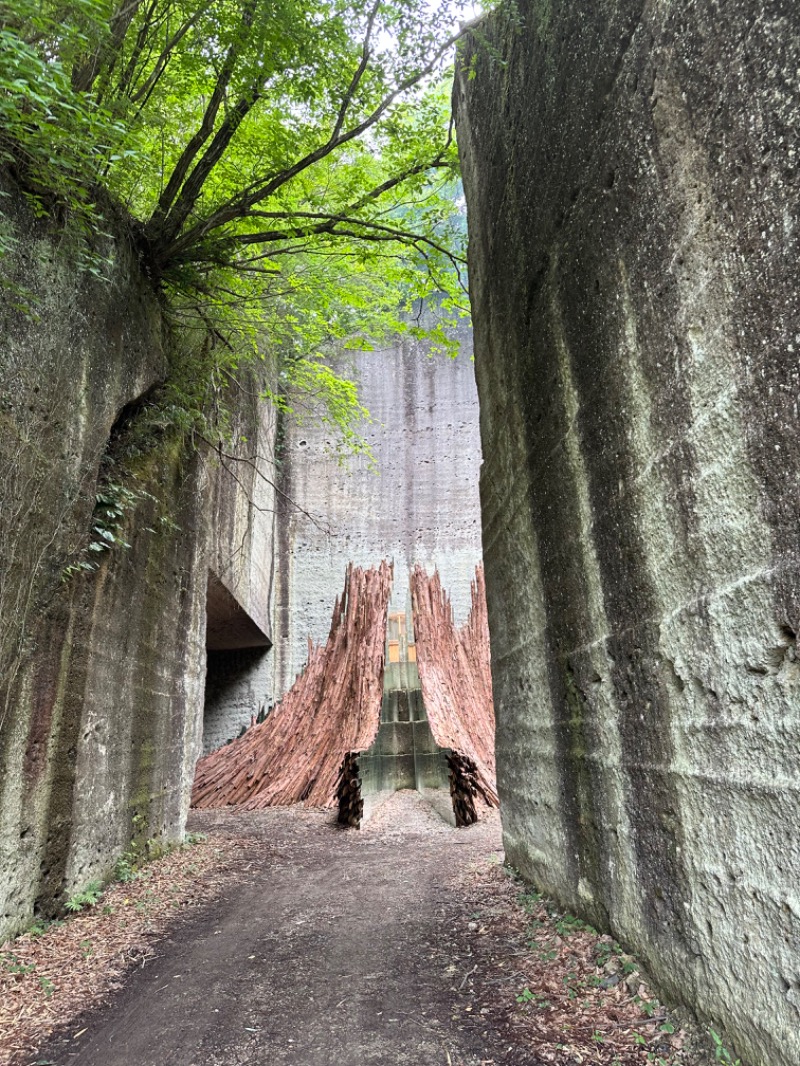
[411,564,497,808]
[191,562,392,810]
[336,751,364,827]
[447,752,480,827]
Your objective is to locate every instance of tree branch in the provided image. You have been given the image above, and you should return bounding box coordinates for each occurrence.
[329,0,381,143]
[156,15,477,262]
[122,6,206,107]
[72,0,143,94]
[199,437,331,534]
[145,0,257,238]
[205,211,466,265]
[154,91,259,251]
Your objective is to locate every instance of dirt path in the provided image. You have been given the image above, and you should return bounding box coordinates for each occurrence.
[37,793,520,1066]
[29,792,716,1066]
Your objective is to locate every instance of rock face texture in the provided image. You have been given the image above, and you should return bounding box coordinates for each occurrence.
[455,3,799,1064]
[272,326,483,696]
[0,183,276,939]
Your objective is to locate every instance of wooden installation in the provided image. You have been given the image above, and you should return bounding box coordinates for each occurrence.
[410,564,498,810]
[336,751,363,827]
[446,752,480,826]
[191,562,392,810]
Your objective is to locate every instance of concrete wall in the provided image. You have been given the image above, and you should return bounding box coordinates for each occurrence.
[272,327,483,696]
[455,3,799,1065]
[202,648,271,754]
[0,182,277,938]
[201,376,278,753]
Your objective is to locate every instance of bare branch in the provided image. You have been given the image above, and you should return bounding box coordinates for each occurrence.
[98,0,157,104]
[199,436,331,534]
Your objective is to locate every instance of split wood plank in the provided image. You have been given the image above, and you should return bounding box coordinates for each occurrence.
[410,564,498,809]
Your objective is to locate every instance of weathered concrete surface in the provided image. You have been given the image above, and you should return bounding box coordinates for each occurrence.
[455,3,799,1064]
[0,182,277,938]
[202,648,270,754]
[272,327,483,696]
[200,375,278,752]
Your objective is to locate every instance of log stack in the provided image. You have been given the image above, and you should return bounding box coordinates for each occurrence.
[410,564,498,810]
[447,751,481,826]
[336,751,363,827]
[191,562,392,810]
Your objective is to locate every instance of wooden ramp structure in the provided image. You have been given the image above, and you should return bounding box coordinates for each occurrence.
[410,564,498,812]
[191,562,392,810]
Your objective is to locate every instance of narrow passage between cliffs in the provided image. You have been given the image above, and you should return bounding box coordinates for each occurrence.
[26,793,712,1066]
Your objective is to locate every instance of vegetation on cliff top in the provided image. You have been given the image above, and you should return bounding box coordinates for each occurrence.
[0,0,476,450]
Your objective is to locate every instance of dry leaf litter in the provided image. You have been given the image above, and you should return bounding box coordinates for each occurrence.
[0,835,246,1065]
[1,809,721,1066]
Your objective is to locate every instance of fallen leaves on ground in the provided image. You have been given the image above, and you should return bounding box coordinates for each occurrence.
[450,860,714,1066]
[0,836,249,1065]
[1,805,720,1066]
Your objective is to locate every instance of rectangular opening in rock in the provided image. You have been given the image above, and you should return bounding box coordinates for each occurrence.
[203,571,272,755]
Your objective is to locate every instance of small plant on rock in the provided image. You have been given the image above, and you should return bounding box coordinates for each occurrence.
[65,880,103,913]
[709,1029,742,1066]
[114,839,144,882]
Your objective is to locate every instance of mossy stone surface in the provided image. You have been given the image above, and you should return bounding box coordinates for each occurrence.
[455,2,800,1063]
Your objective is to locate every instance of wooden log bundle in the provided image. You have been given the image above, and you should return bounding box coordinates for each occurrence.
[191,562,392,810]
[447,752,480,827]
[410,564,498,810]
[336,751,363,827]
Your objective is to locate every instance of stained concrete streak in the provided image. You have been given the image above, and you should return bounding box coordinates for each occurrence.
[455,1,800,1063]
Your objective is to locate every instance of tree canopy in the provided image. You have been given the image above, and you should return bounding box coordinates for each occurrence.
[1,0,477,449]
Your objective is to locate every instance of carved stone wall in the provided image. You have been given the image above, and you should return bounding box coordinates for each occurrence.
[455,3,800,1063]
[0,181,277,938]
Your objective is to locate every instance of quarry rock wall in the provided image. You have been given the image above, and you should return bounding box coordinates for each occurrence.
[0,182,276,938]
[272,326,483,697]
[455,2,800,1064]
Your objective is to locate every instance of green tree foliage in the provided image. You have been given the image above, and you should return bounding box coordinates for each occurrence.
[0,0,476,451]
[0,0,135,273]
